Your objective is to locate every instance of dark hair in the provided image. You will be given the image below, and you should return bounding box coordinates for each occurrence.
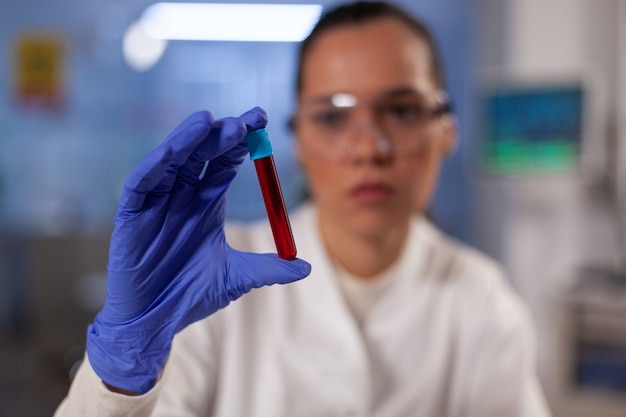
[295,1,446,95]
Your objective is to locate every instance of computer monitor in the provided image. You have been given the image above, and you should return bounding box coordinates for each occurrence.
[479,84,585,175]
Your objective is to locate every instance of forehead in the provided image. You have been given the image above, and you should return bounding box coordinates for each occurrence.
[300,18,435,101]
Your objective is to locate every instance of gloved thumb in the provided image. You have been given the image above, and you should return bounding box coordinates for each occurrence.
[226,250,311,298]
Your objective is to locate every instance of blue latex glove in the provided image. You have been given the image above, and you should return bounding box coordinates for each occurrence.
[86,107,311,394]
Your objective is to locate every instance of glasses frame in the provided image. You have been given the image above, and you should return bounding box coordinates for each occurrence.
[288,88,453,161]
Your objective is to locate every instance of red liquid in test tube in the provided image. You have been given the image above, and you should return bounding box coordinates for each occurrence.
[254,156,297,260]
[246,128,297,260]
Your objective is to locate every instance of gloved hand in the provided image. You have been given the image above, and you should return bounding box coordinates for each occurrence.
[86,107,311,394]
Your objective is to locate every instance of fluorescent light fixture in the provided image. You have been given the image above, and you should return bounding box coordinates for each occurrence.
[123,21,167,71]
[139,3,323,42]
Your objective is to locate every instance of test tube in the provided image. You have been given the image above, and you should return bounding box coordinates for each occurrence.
[245,128,297,260]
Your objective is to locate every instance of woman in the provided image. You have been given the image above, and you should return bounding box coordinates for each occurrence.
[55,1,551,416]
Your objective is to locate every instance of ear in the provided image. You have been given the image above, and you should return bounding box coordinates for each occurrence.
[289,118,306,167]
[293,136,304,166]
[438,114,457,157]
[293,136,314,180]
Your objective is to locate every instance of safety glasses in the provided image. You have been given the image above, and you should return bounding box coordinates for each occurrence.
[290,87,451,161]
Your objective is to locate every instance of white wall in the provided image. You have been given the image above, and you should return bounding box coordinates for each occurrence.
[473,0,626,414]
[618,2,626,264]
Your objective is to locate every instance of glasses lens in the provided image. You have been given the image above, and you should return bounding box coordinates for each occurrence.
[296,90,448,160]
[296,103,354,159]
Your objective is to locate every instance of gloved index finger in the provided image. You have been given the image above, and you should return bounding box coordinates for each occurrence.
[160,111,215,170]
[120,111,216,210]
[176,116,249,186]
[175,108,266,179]
[239,106,268,133]
[196,107,268,191]
[119,145,174,212]
[148,111,216,195]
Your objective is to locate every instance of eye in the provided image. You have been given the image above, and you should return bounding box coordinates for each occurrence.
[311,109,349,129]
[388,103,422,119]
[380,100,429,124]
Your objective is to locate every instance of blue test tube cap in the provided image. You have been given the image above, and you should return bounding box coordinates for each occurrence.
[246,128,274,160]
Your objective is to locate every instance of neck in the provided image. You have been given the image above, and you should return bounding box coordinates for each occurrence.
[319,213,410,279]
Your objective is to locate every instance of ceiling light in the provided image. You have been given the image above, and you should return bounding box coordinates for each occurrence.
[139,3,323,42]
[123,21,167,71]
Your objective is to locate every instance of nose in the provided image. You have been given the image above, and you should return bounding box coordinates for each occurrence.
[345,123,393,162]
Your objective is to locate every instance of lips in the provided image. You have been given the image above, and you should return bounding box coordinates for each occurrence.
[349,182,393,204]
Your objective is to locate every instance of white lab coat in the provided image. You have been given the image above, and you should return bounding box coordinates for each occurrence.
[55,203,551,417]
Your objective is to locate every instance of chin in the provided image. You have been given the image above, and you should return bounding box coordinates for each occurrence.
[347,209,409,238]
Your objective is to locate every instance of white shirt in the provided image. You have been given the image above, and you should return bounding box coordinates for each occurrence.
[335,262,396,325]
[55,203,551,417]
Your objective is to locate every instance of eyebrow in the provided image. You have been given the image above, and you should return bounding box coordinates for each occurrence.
[379,86,426,98]
[302,86,426,106]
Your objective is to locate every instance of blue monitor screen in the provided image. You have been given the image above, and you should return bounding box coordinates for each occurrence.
[481,85,584,174]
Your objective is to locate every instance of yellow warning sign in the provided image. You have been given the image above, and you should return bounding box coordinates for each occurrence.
[14,33,65,108]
